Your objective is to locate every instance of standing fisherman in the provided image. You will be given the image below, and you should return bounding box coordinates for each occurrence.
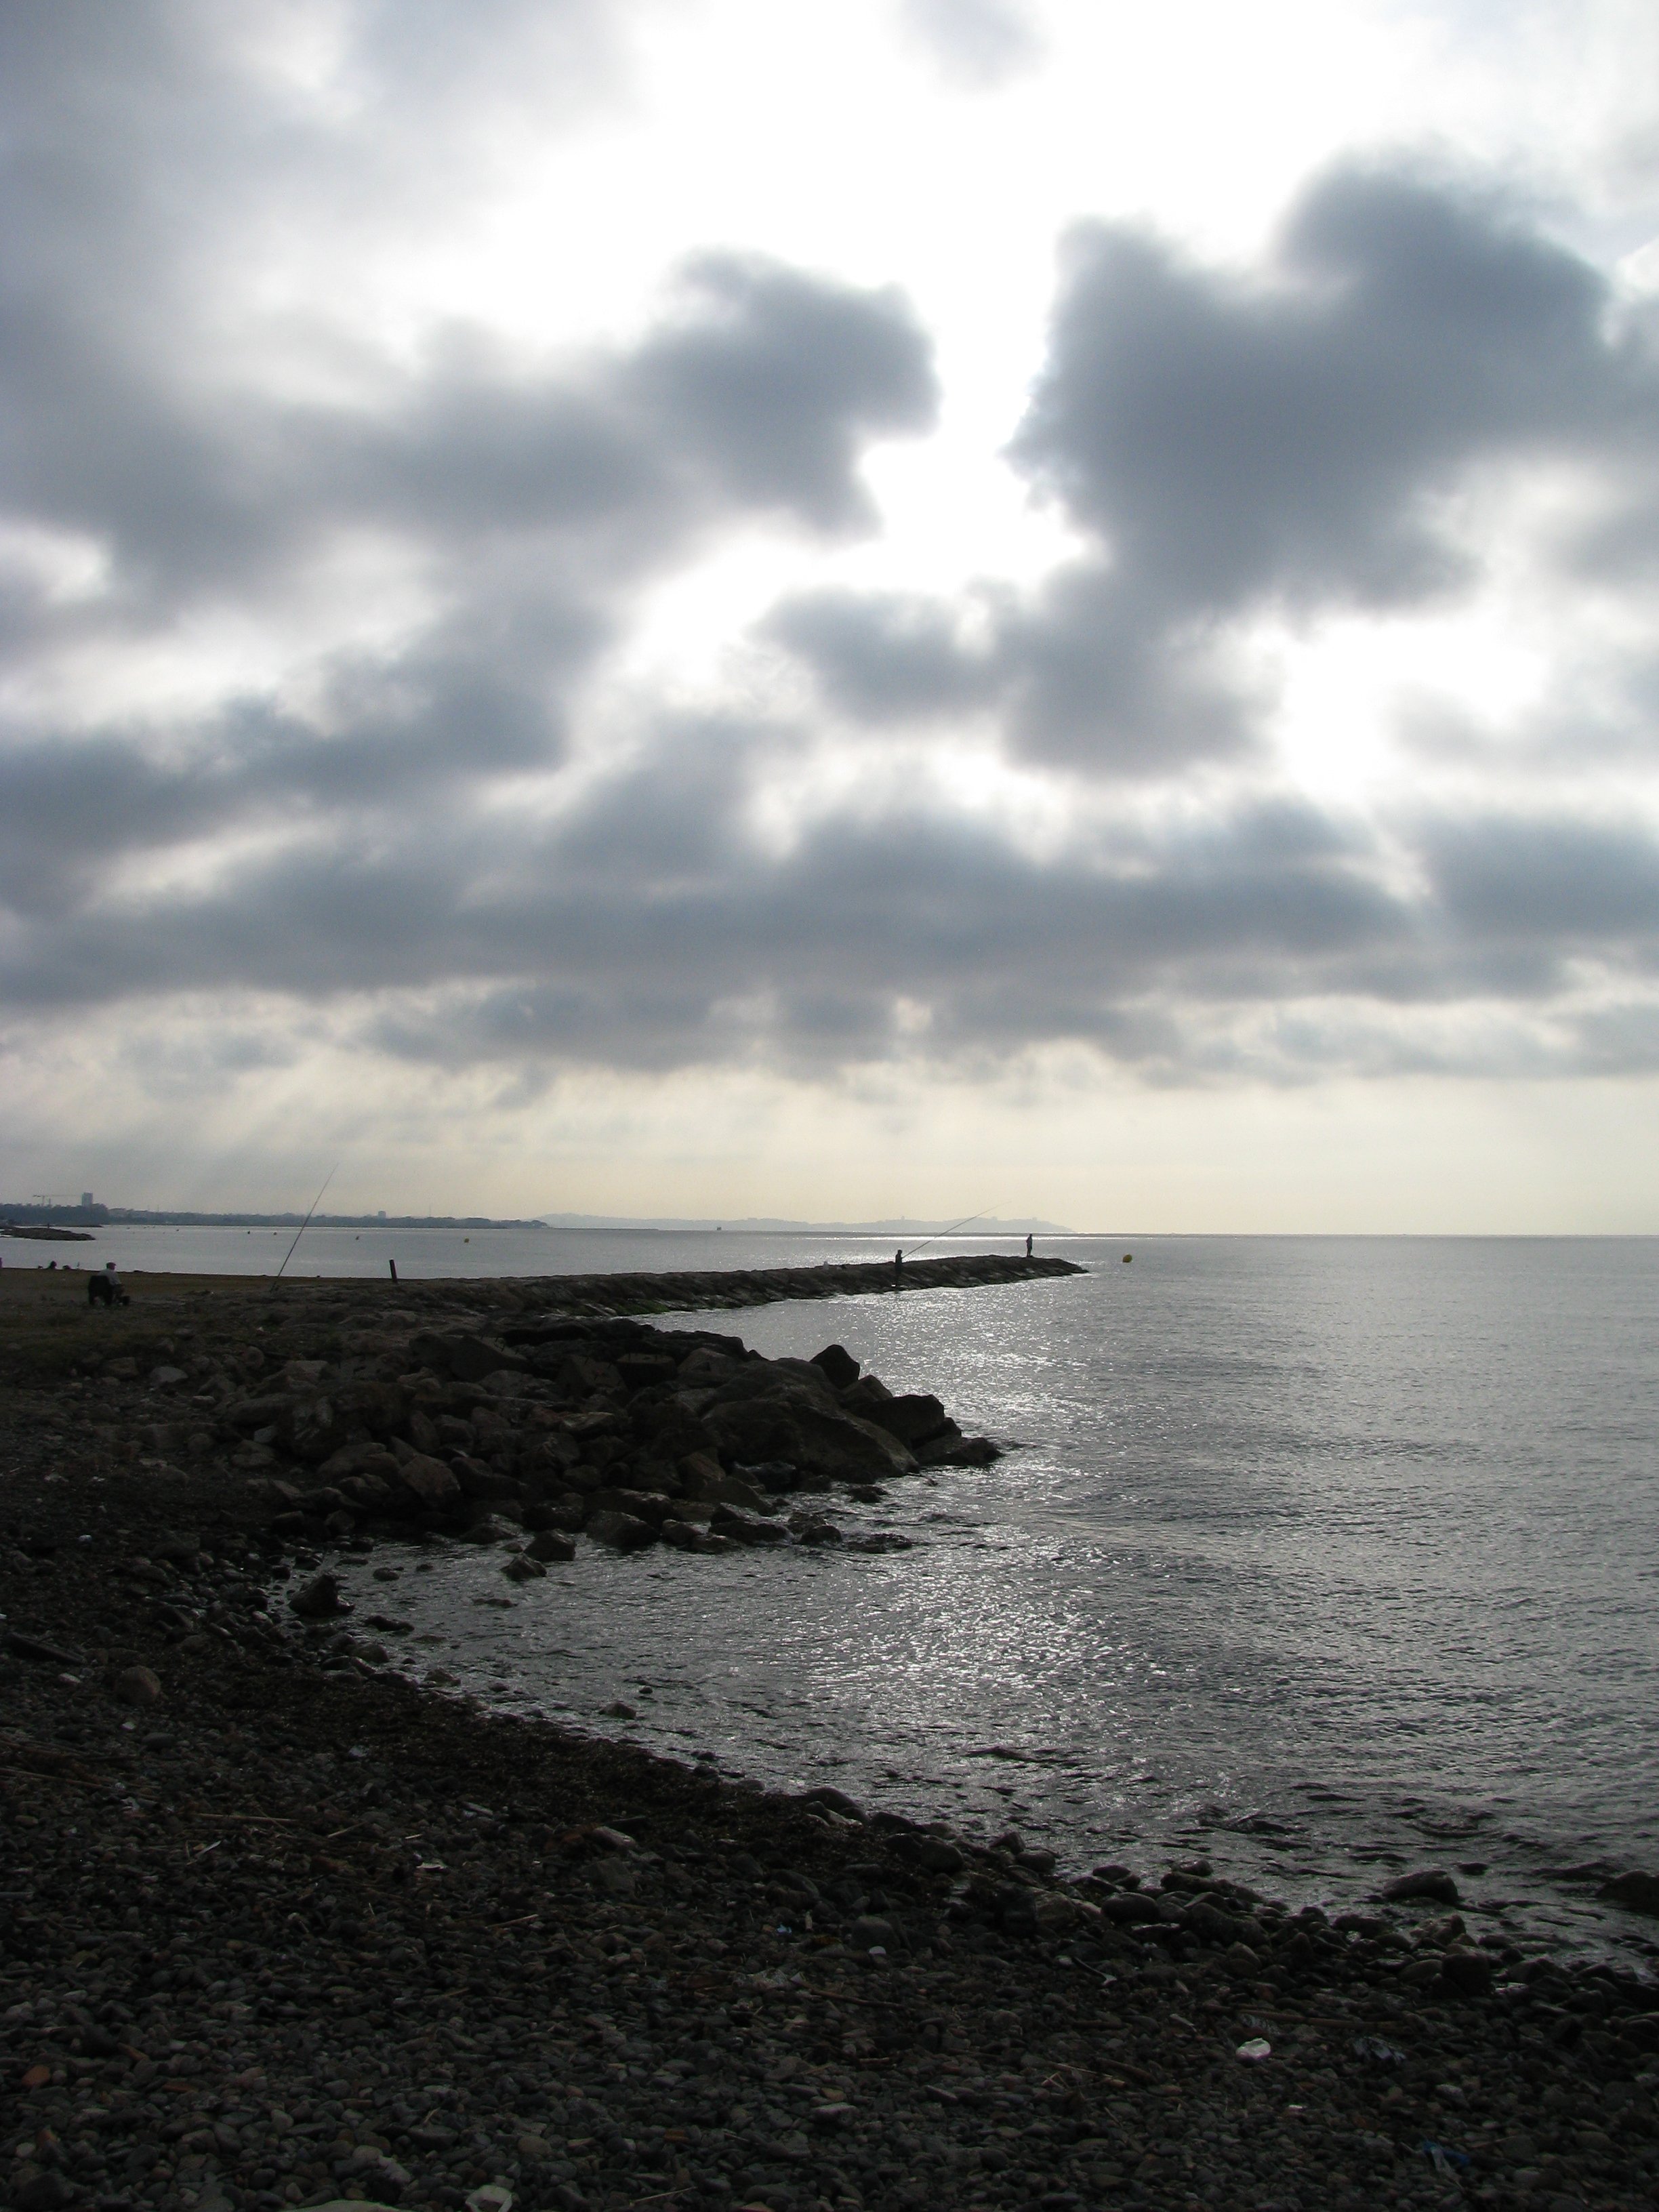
[894,1247,903,1290]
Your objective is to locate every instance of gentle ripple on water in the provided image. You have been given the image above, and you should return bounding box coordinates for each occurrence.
[306,1235,1658,1960]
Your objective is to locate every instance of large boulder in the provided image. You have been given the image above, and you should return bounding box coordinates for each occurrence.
[409,1332,530,1385]
[678,1454,769,1511]
[331,1378,408,1438]
[587,1509,657,1552]
[388,1450,461,1515]
[588,1487,676,1526]
[811,1344,861,1390]
[839,1375,894,1421]
[790,1404,918,1481]
[703,1395,916,1484]
[857,1392,951,1448]
[276,1395,346,1465]
[702,1398,803,1471]
[225,1391,295,1435]
[710,1505,789,1546]
[1599,1869,1659,1916]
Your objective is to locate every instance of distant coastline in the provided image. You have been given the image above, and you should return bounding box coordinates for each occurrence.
[0,1201,1075,1234]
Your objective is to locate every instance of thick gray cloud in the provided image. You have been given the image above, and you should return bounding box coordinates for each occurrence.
[769,163,1659,773]
[1013,163,1654,613]
[3,12,1658,1099]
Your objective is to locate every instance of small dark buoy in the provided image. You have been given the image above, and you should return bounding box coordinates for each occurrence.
[1122,1252,1132,1263]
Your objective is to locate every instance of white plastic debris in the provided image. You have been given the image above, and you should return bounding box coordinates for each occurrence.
[1235,2036,1272,2062]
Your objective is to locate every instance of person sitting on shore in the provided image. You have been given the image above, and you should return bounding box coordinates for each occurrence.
[87,1261,127,1308]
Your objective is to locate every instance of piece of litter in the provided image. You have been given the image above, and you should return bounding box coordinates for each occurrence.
[1422,2140,1470,2172]
[1235,2037,1271,2062]
[465,2188,513,2212]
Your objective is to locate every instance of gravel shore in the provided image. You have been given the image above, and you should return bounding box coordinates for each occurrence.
[3,1268,1657,2212]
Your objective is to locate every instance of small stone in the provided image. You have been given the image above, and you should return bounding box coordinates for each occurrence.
[14,2173,75,2212]
[1441,1949,1496,1996]
[112,1664,163,1706]
[601,1699,637,1719]
[289,1572,352,1620]
[516,2133,552,2159]
[501,1553,546,1581]
[525,1529,575,1562]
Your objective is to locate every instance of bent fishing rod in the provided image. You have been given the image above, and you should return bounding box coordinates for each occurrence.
[274,1164,339,1281]
[902,1204,996,1259]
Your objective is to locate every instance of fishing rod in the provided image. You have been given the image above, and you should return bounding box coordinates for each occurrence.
[903,1204,995,1259]
[274,1164,338,1282]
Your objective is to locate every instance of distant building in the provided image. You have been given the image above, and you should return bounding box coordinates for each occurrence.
[81,1191,94,1208]
[377,1210,387,1220]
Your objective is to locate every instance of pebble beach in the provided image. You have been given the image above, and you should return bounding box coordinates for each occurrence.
[2,1262,1657,2212]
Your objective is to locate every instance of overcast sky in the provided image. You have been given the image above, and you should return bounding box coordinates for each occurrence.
[4,0,1659,1229]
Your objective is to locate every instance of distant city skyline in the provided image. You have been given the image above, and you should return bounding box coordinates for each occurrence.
[5,3,1659,1231]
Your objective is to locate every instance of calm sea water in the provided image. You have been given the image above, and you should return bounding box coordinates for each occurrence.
[49,1227,1658,1958]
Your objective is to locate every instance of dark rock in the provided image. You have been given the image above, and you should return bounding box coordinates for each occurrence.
[1441,1949,1496,1996]
[586,1509,657,1551]
[331,1378,409,1437]
[796,1785,866,1821]
[790,1511,842,1545]
[503,1553,546,1581]
[1380,1869,1460,1906]
[525,1529,577,1563]
[289,1573,352,1620]
[457,1514,514,1545]
[410,1332,530,1385]
[112,1663,164,1705]
[276,1395,345,1465]
[678,1457,769,1511]
[925,1434,1000,1466]
[615,1353,678,1392]
[225,1391,294,1435]
[1598,1869,1659,1915]
[589,1486,676,1525]
[14,2172,76,2212]
[811,1344,861,1389]
[839,1375,895,1424]
[857,1392,951,1447]
[388,1451,461,1515]
[709,1506,788,1546]
[1102,1892,1162,1925]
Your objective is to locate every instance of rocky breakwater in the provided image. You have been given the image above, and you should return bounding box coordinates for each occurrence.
[503,1250,1082,1319]
[229,1317,996,1580]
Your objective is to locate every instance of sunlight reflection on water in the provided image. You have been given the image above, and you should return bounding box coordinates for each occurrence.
[320,1235,1659,1954]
